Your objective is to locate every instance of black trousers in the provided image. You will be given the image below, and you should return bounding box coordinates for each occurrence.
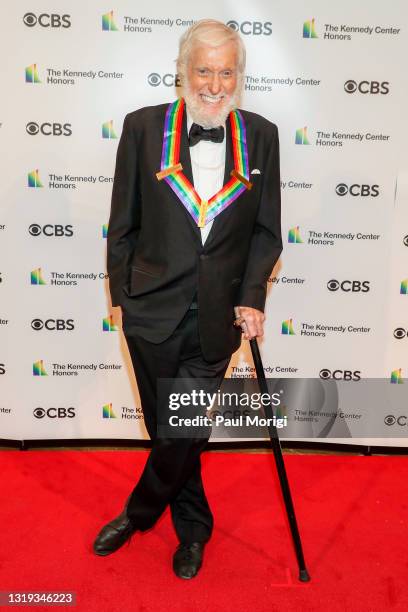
[123,308,230,544]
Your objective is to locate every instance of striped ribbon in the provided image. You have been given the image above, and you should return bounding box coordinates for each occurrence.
[157,98,251,227]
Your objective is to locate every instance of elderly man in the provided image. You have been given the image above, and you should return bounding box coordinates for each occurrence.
[94,18,282,579]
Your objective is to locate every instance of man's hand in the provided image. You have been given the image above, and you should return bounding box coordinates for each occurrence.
[234,306,265,340]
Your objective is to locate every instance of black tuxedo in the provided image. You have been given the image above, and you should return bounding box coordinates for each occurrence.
[107,102,282,363]
[106,100,282,545]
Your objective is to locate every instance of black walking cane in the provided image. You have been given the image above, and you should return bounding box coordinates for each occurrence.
[249,337,311,582]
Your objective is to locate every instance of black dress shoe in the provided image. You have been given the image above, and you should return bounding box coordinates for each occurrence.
[93,508,136,556]
[173,542,205,579]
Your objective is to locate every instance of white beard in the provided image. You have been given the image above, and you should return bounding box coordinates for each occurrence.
[182,77,243,128]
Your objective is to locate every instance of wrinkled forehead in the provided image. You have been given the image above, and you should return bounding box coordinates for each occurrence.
[188,41,239,70]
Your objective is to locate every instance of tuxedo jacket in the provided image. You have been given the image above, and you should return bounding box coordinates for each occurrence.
[107,101,282,362]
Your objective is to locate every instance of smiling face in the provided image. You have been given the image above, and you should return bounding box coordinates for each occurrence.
[183,41,241,128]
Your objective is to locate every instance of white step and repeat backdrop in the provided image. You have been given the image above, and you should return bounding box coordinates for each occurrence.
[0,1,407,444]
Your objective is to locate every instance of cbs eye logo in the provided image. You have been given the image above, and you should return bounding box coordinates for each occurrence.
[227,20,239,30]
[23,12,71,28]
[26,122,40,135]
[148,73,161,87]
[319,369,331,379]
[29,224,42,236]
[404,235,408,247]
[33,407,46,418]
[393,328,407,340]
[335,183,348,196]
[327,280,340,291]
[344,80,389,95]
[31,319,44,330]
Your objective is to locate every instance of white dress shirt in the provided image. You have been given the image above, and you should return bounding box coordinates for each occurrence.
[186,112,226,245]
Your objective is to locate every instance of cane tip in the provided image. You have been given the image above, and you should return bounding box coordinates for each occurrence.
[299,569,311,582]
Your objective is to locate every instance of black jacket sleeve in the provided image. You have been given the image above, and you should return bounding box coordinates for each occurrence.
[237,123,282,311]
[106,113,141,306]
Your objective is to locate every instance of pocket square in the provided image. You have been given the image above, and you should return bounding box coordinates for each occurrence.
[250,168,261,175]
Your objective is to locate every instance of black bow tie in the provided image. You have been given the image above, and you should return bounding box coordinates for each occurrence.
[188,123,224,147]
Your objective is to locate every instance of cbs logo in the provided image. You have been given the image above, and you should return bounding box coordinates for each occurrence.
[0,363,5,375]
[384,415,406,426]
[335,183,379,197]
[147,73,181,87]
[344,80,389,94]
[31,319,75,331]
[29,224,73,237]
[404,235,408,247]
[23,12,71,28]
[26,122,72,136]
[226,20,272,35]
[33,407,76,419]
[327,280,370,293]
[319,369,361,381]
[393,328,407,340]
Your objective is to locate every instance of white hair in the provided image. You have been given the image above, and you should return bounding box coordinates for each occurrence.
[176,19,246,79]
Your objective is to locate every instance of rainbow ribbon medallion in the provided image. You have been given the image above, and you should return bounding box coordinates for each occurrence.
[157,98,252,227]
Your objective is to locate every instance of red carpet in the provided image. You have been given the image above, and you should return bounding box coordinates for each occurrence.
[1,451,407,611]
